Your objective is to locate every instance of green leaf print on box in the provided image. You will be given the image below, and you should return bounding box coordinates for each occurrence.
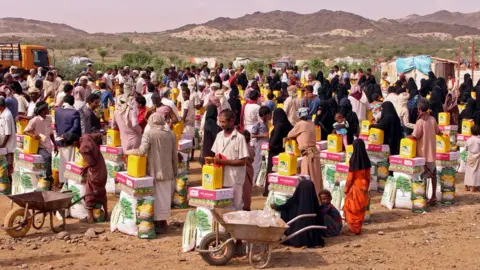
[21,174,33,189]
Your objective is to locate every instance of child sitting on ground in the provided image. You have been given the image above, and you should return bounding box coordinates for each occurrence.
[465,125,480,192]
[333,112,349,150]
[318,190,343,237]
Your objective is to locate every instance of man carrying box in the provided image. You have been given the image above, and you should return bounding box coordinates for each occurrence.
[211,109,249,210]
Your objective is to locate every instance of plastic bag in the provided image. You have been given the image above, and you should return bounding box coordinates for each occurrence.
[394,173,413,210]
[381,176,396,210]
[115,191,138,236]
[68,180,89,219]
[182,210,197,252]
[255,159,268,187]
[223,210,277,227]
[331,185,344,217]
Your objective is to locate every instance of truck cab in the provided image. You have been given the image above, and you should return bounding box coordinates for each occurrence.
[0,43,51,71]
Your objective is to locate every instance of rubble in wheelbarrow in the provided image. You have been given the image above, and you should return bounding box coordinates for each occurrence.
[223,210,278,227]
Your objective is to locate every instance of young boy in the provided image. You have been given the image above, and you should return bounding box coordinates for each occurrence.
[333,112,349,150]
[265,92,276,112]
[99,82,115,109]
[318,190,343,237]
[136,96,147,132]
[251,106,272,184]
[241,130,255,211]
[23,101,57,186]
[182,88,196,160]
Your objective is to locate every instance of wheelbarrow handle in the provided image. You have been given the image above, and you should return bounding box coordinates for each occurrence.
[281,225,327,243]
[286,214,317,226]
[69,192,98,207]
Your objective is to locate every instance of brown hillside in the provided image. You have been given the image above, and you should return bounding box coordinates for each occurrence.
[401,10,480,29]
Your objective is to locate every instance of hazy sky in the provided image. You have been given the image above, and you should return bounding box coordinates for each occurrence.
[1,0,478,33]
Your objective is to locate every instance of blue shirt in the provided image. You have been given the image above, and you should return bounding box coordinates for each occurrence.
[301,97,321,118]
[265,100,276,112]
[100,90,115,108]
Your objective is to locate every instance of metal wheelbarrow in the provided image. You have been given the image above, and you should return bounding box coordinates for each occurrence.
[196,209,326,269]
[2,191,95,238]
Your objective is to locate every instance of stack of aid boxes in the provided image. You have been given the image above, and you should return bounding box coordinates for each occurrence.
[189,158,233,209]
[268,139,311,194]
[457,120,474,147]
[436,151,459,205]
[438,112,458,145]
[365,131,391,192]
[321,135,346,192]
[12,140,47,195]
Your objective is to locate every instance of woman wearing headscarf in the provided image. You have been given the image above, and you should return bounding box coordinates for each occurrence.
[443,88,459,126]
[459,77,473,103]
[287,107,323,194]
[270,180,325,248]
[419,79,429,98]
[348,84,369,122]
[126,113,178,234]
[343,139,371,235]
[314,100,335,140]
[112,93,142,163]
[237,73,248,90]
[429,86,444,122]
[357,75,367,87]
[264,109,293,196]
[436,77,448,104]
[370,101,404,155]
[200,105,222,165]
[458,98,477,134]
[365,83,382,103]
[64,132,107,223]
[339,99,359,145]
[228,86,242,127]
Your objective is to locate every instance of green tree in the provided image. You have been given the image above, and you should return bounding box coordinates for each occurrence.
[120,198,134,224]
[245,61,266,79]
[98,48,107,63]
[307,58,327,74]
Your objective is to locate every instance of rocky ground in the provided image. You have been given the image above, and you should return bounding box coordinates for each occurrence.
[1,160,479,270]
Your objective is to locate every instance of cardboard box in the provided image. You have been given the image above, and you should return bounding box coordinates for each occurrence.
[261,143,269,151]
[115,171,154,189]
[116,182,153,197]
[188,187,234,201]
[389,155,426,167]
[64,161,86,183]
[456,134,471,142]
[436,152,460,161]
[439,125,458,131]
[335,163,349,174]
[359,134,369,141]
[178,139,193,151]
[320,150,346,162]
[267,173,310,187]
[100,145,124,162]
[17,152,44,163]
[366,144,390,153]
[316,141,327,151]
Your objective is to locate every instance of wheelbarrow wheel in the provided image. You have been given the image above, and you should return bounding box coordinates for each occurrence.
[3,208,32,238]
[199,232,235,266]
[248,243,272,269]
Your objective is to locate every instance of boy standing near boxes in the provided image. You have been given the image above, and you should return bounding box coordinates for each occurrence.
[251,106,271,185]
[409,99,441,205]
[23,101,57,184]
[212,109,250,210]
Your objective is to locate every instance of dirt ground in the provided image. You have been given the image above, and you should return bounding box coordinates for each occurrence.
[1,158,480,270]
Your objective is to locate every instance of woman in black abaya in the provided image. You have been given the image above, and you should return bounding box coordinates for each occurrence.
[370,101,404,156]
[272,180,325,248]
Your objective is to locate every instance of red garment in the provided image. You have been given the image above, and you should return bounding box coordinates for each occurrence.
[239,100,257,132]
[137,107,147,131]
[344,168,370,234]
[79,133,107,208]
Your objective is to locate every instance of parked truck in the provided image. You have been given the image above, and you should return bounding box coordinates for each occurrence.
[0,43,51,71]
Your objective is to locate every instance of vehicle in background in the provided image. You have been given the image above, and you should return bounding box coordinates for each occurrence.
[0,43,51,71]
[273,56,294,69]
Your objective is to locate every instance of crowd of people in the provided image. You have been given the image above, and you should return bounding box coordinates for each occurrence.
[1,61,480,247]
